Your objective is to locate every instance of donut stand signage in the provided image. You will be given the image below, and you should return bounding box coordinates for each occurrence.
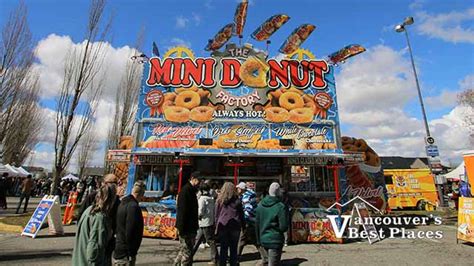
[291,208,342,243]
[136,43,341,156]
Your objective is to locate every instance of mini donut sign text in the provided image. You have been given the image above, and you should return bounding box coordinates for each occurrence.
[146,57,329,90]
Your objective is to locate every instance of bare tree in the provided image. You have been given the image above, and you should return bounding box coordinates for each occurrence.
[2,75,43,165]
[458,88,473,109]
[77,129,99,180]
[0,1,35,146]
[52,0,111,193]
[458,87,473,145]
[105,29,144,167]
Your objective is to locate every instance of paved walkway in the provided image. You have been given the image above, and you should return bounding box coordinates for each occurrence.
[0,223,473,265]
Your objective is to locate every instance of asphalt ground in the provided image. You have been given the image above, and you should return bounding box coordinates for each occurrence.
[0,221,473,265]
[0,197,472,265]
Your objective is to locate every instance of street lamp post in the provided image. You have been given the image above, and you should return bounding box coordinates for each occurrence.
[395,17,445,206]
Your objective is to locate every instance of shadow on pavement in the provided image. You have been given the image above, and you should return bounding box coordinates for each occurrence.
[34,232,76,238]
[0,250,71,261]
[239,251,261,262]
[282,258,308,265]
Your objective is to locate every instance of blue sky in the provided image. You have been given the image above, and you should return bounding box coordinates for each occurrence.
[1,0,472,169]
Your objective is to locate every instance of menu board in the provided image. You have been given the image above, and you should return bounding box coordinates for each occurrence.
[135,43,342,156]
[457,197,474,243]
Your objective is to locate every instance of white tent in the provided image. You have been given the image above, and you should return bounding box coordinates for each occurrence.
[12,166,27,177]
[17,167,31,176]
[61,173,79,181]
[0,164,12,175]
[4,164,24,177]
[444,161,465,181]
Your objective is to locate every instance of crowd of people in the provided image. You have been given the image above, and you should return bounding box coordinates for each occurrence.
[70,171,289,266]
[0,172,102,212]
[175,172,289,266]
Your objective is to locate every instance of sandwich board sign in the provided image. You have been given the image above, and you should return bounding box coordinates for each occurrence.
[21,195,64,238]
[352,202,380,244]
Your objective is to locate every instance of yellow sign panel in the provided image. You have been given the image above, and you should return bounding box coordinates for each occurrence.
[457,197,474,243]
[384,169,438,209]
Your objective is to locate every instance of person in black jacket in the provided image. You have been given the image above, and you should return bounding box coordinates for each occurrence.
[174,171,201,266]
[114,181,145,266]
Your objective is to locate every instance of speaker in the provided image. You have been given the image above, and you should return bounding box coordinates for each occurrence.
[279,139,294,146]
[199,138,213,146]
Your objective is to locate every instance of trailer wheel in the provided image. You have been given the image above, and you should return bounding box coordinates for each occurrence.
[416,200,426,210]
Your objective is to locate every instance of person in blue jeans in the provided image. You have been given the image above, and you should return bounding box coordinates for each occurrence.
[215,182,245,266]
[255,183,289,266]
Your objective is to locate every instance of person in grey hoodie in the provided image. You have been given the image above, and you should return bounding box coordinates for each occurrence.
[192,183,218,265]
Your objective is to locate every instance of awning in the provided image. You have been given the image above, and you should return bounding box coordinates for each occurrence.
[61,173,79,181]
[443,161,465,181]
[4,164,25,177]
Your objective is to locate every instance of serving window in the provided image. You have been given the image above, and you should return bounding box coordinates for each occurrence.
[289,166,334,193]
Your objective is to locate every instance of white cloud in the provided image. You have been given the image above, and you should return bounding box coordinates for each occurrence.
[416,8,474,43]
[409,0,425,10]
[33,34,136,101]
[430,106,473,159]
[192,13,201,25]
[204,0,214,9]
[169,38,192,49]
[337,45,472,163]
[175,16,189,28]
[459,74,474,91]
[29,150,55,172]
[337,45,416,113]
[425,90,459,109]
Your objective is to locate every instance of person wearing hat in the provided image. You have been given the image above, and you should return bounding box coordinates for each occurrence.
[255,182,289,266]
[174,171,201,266]
[236,182,265,263]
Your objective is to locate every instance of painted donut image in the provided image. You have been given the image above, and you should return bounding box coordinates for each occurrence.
[239,56,269,88]
[256,139,282,150]
[289,107,314,124]
[164,92,177,102]
[264,107,290,123]
[354,139,368,152]
[279,91,305,110]
[303,94,317,114]
[163,106,190,123]
[190,106,214,122]
[365,151,381,167]
[175,90,201,109]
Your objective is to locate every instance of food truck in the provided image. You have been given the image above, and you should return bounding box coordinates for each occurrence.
[384,169,439,210]
[124,2,386,243]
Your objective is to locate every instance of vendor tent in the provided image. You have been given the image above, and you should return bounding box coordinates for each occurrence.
[17,167,31,176]
[0,164,12,175]
[61,173,79,181]
[4,164,24,177]
[12,166,28,177]
[444,161,465,181]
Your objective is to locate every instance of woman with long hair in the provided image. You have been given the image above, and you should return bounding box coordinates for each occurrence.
[72,184,117,266]
[215,182,245,266]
